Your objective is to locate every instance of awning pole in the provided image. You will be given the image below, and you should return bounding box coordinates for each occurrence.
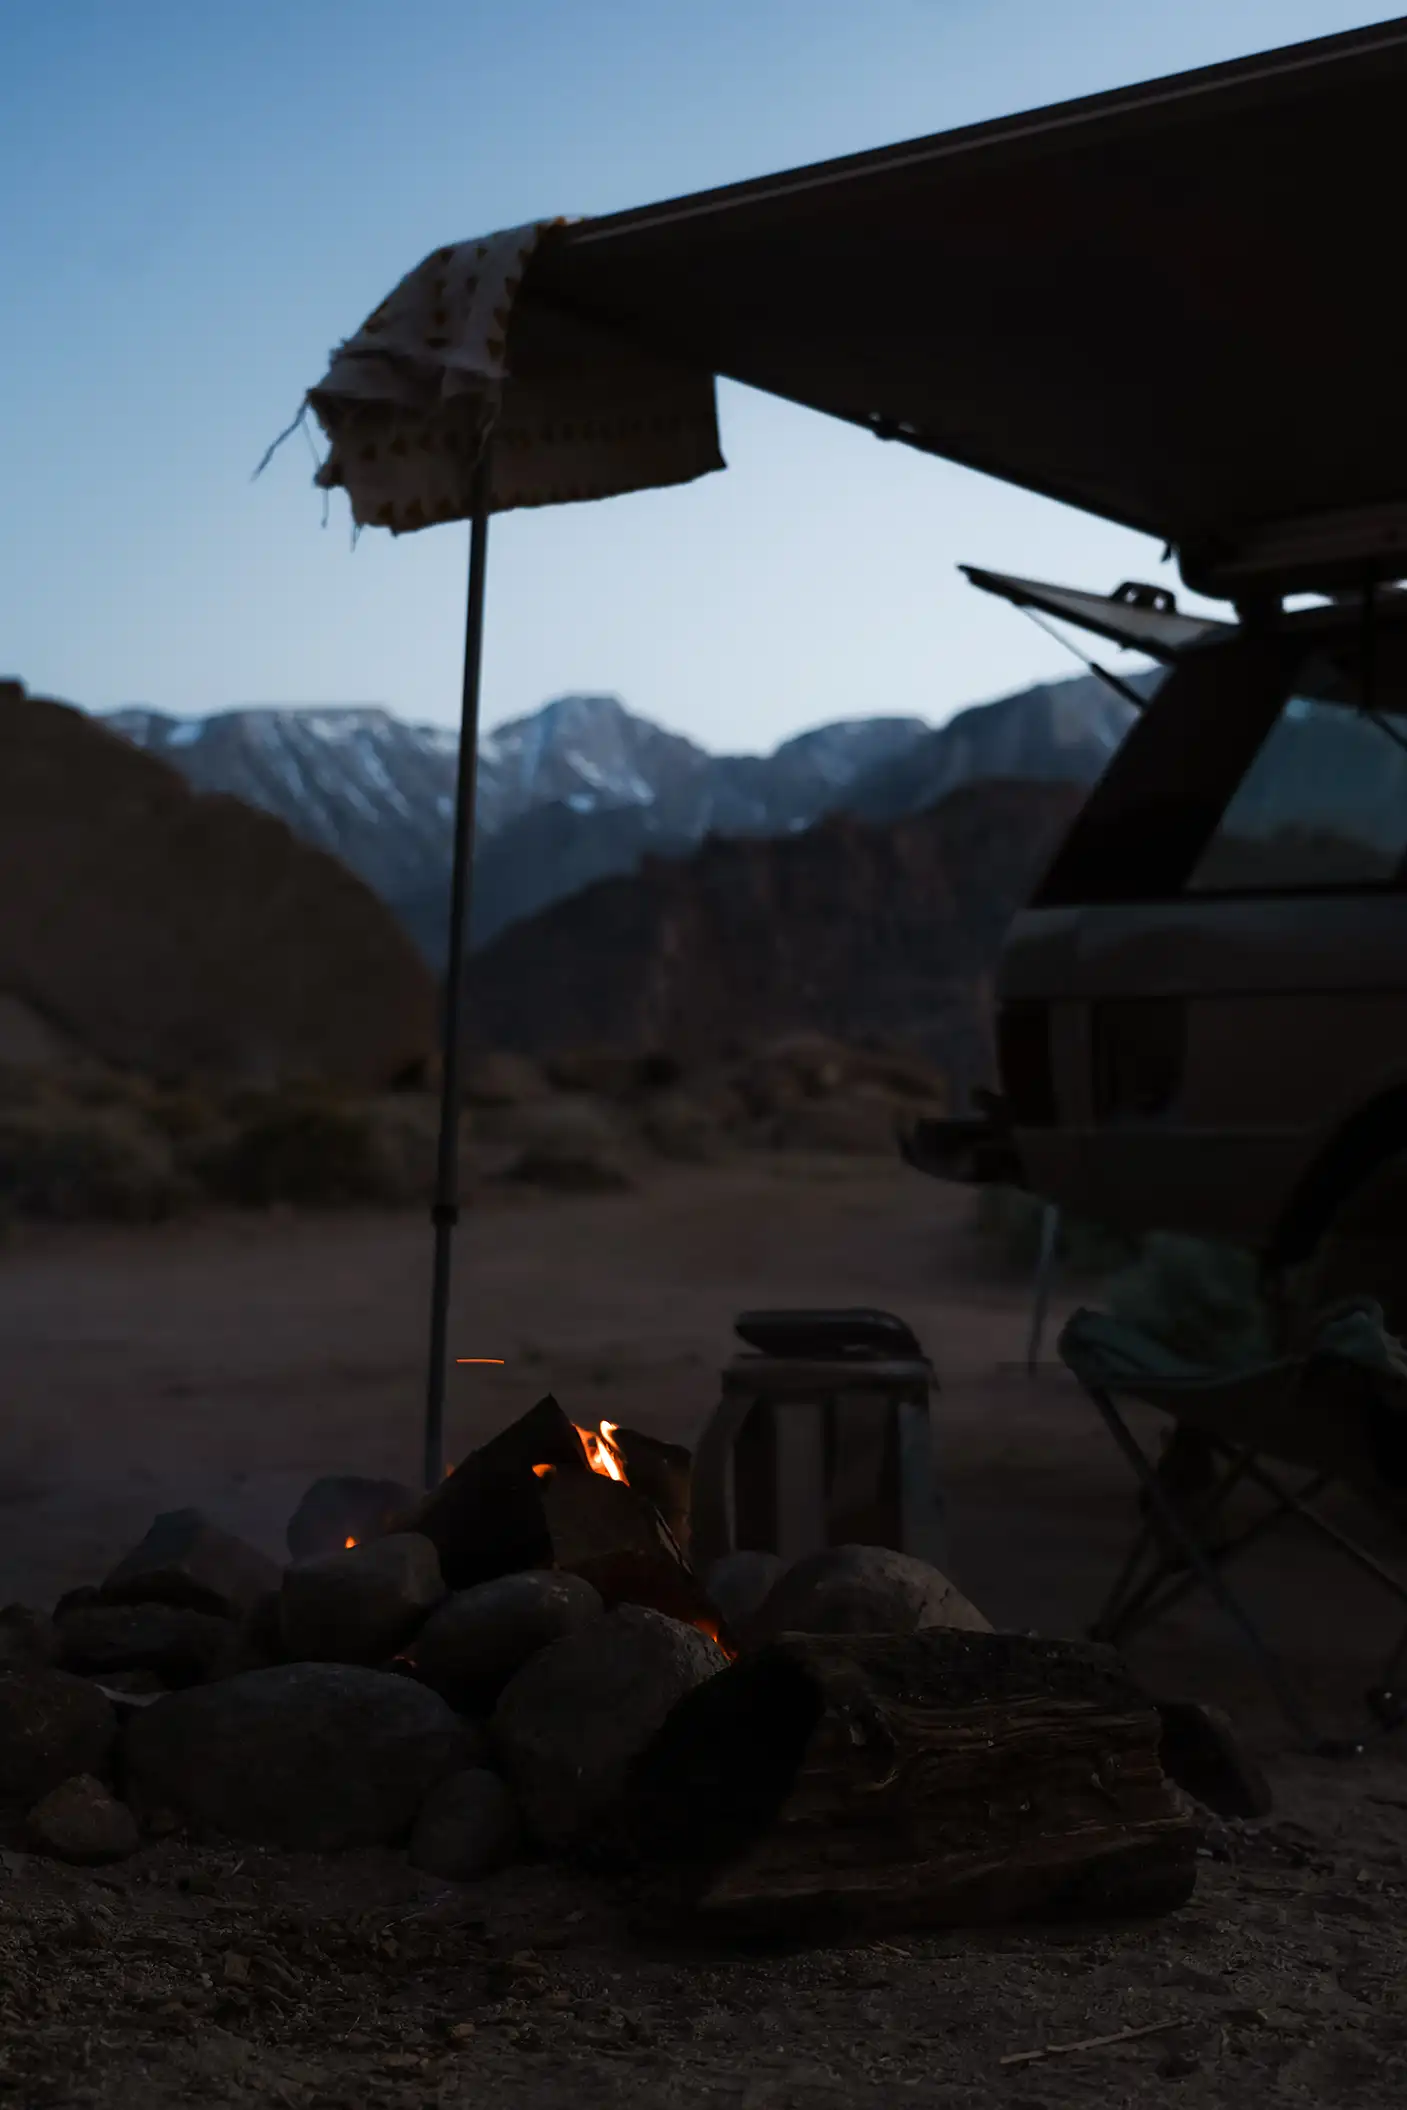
[423,439,494,1490]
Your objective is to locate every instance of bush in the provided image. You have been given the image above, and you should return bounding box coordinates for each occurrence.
[197,1097,398,1209]
[0,1106,184,1222]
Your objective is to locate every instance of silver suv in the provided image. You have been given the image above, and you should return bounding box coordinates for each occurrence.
[907,580,1407,1323]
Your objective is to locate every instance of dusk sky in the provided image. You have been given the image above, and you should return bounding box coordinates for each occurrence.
[1,1,1389,751]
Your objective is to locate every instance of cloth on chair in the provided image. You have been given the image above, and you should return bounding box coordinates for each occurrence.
[1060,1300,1407,1491]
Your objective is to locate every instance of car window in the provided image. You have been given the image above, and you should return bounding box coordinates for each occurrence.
[1186,644,1407,893]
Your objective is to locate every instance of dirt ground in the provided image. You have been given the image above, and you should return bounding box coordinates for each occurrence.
[2,1156,1405,2107]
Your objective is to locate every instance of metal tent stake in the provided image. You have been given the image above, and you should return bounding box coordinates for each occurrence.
[423,442,493,1491]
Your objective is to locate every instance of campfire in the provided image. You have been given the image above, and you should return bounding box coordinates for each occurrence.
[6,1381,1214,1942]
[296,1395,729,1657]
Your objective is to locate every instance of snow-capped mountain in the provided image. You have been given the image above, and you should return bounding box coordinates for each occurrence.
[104,694,931,949]
[103,673,1147,960]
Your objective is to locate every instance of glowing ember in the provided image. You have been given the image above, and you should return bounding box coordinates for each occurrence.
[344,1535,358,1550]
[574,1419,628,1482]
[532,1462,556,1480]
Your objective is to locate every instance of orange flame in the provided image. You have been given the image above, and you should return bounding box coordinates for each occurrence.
[574,1419,627,1482]
[344,1535,358,1549]
[532,1462,555,1480]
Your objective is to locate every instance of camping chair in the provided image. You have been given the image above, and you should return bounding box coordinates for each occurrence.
[1058,1304,1407,1755]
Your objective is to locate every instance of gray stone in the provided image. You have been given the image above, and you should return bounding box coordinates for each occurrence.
[408,1767,521,1881]
[406,1571,603,1705]
[123,1662,478,1849]
[0,1604,56,1671]
[704,1552,786,1642]
[100,1508,282,1619]
[0,1669,117,1803]
[26,1774,140,1864]
[750,1545,992,1643]
[56,1604,233,1688]
[285,1475,418,1562]
[492,1605,724,1849]
[279,1533,445,1666]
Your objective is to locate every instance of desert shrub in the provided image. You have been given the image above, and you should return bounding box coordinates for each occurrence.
[197,1097,398,1209]
[500,1095,634,1191]
[0,1105,184,1222]
[1103,1232,1274,1369]
[638,1090,722,1163]
[971,1184,1134,1278]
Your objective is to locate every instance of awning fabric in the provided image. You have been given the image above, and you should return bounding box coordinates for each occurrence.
[307,220,723,531]
[305,18,1407,578]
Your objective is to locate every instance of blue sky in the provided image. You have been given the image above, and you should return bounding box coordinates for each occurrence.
[0,0,1390,752]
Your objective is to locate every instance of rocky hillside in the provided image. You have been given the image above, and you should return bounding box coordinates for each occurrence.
[0,680,435,1086]
[466,777,1085,1096]
[104,675,1144,960]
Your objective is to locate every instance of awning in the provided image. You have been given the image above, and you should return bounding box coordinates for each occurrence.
[959,567,1235,663]
[307,220,723,532]
[308,18,1407,587]
[529,17,1407,591]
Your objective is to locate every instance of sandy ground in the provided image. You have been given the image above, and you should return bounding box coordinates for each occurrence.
[2,1156,1405,2107]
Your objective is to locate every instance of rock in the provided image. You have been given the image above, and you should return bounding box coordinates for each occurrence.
[99,1509,282,1620]
[53,1585,102,1621]
[86,1670,168,1719]
[0,1604,56,1671]
[404,1572,603,1707]
[703,1552,786,1641]
[123,1662,479,1849]
[56,1604,233,1689]
[492,1605,725,1849]
[1156,1699,1274,1822]
[285,1475,419,1562]
[0,1669,117,1803]
[505,1148,634,1194]
[227,1590,284,1674]
[279,1534,445,1666]
[639,1092,722,1164]
[749,1545,992,1644]
[26,1774,139,1865]
[501,1098,634,1192]
[408,1768,521,1881]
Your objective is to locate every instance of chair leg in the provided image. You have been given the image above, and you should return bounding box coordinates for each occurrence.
[1119,1456,1335,1639]
[1087,1387,1358,1757]
[1368,1625,1407,1731]
[1096,1447,1277,1646]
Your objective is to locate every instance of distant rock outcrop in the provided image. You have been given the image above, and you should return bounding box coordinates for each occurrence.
[0,680,435,1085]
[466,777,1084,1088]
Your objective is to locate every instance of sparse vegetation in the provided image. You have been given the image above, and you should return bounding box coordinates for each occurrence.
[194,1095,401,1209]
[0,1102,186,1223]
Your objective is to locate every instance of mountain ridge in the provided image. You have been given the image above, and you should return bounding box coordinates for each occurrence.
[104,669,1154,956]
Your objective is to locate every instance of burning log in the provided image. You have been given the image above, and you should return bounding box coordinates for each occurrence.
[388,1396,730,1649]
[399,1396,584,1588]
[623,1628,1199,1939]
[612,1427,693,1557]
[535,1469,731,1649]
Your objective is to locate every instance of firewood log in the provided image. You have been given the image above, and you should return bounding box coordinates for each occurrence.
[624,1628,1198,1938]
